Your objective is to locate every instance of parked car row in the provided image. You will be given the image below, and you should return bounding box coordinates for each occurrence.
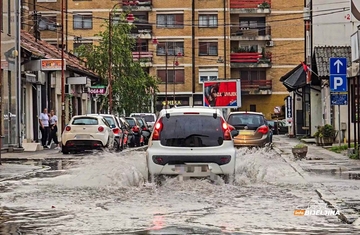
[61,113,154,154]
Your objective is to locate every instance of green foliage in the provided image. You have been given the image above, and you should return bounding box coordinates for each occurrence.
[75,11,159,115]
[322,124,335,138]
[293,143,307,148]
[329,144,349,153]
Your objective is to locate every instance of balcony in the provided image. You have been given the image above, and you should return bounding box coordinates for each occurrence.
[231,25,271,41]
[130,24,152,39]
[122,0,152,11]
[241,80,272,95]
[230,0,271,14]
[230,52,272,68]
[132,51,153,67]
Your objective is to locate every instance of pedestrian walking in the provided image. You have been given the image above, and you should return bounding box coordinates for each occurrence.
[39,108,50,148]
[47,109,60,150]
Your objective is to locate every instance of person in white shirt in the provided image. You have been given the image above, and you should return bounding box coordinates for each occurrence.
[47,109,60,149]
[39,108,50,148]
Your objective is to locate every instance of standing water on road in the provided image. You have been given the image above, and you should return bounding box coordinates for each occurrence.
[0,148,359,234]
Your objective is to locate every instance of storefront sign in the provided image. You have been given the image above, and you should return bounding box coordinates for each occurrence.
[285,96,292,123]
[40,59,66,71]
[203,80,241,108]
[161,100,184,106]
[89,86,107,95]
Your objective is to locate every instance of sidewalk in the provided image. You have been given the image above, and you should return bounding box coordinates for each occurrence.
[0,149,68,161]
[273,135,360,224]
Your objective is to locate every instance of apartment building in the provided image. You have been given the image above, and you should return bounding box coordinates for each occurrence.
[24,0,304,118]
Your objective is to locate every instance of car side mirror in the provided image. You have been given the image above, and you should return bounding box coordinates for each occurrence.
[230,130,239,137]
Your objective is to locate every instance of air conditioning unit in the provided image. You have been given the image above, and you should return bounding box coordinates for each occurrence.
[266,40,274,47]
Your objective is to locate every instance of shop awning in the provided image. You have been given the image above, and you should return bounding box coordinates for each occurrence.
[280,64,306,91]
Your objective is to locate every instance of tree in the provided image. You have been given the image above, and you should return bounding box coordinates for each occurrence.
[75,11,159,115]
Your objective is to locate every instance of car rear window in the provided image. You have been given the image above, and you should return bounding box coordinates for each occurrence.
[72,117,98,125]
[126,118,136,126]
[104,116,115,126]
[228,114,265,127]
[159,115,224,147]
[133,114,155,122]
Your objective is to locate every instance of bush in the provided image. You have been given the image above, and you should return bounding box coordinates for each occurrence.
[293,143,307,148]
[322,124,335,138]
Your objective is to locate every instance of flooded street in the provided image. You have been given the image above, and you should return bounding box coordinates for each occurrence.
[1,145,360,234]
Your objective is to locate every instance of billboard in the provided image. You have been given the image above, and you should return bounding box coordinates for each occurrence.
[203,80,241,108]
[351,0,360,21]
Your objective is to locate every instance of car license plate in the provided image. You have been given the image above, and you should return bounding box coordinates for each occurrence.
[75,134,90,139]
[175,165,209,173]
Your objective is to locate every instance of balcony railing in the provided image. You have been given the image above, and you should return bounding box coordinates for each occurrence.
[123,0,152,8]
[231,25,271,38]
[241,80,272,89]
[130,23,152,35]
[132,51,153,62]
[230,52,271,63]
[230,0,271,9]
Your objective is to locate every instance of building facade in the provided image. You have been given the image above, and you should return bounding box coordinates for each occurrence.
[26,0,304,119]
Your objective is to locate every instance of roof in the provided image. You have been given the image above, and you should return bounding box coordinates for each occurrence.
[158,107,223,117]
[279,64,306,91]
[21,30,100,80]
[228,111,265,116]
[313,46,352,78]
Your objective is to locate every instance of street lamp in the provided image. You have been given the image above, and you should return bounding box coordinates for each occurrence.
[173,52,182,105]
[108,4,135,113]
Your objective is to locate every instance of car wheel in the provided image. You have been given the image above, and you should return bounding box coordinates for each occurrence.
[148,172,164,186]
[113,139,120,152]
[62,146,69,155]
[222,173,235,184]
[135,136,141,147]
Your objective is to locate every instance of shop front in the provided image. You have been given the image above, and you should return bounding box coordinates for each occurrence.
[155,96,191,112]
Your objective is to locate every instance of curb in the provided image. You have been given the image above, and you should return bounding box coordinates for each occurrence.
[0,166,52,183]
[273,144,356,224]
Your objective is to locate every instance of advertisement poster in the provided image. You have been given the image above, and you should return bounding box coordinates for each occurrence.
[203,80,241,108]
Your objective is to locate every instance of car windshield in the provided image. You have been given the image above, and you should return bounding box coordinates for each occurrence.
[133,114,155,122]
[228,114,265,130]
[160,115,224,147]
[126,118,136,126]
[72,117,98,125]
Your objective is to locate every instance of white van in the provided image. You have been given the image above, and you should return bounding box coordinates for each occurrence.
[129,113,157,129]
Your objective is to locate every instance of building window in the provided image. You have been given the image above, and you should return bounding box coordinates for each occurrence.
[199,14,218,27]
[199,70,218,83]
[73,13,93,29]
[156,14,184,28]
[157,69,185,83]
[240,70,266,80]
[73,42,93,56]
[38,15,57,31]
[132,39,148,52]
[156,42,184,56]
[250,105,256,112]
[199,42,218,56]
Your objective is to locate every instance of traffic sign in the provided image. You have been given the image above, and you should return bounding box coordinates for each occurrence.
[330,93,348,105]
[274,106,281,114]
[329,57,347,92]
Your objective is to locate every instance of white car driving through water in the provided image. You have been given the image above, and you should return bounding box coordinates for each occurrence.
[61,115,115,154]
[146,107,239,184]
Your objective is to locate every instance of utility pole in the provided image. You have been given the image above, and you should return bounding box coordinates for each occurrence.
[165,43,168,108]
[0,0,2,164]
[15,0,22,149]
[61,0,66,132]
[108,12,113,114]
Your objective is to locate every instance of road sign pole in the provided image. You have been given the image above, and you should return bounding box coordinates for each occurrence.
[338,105,341,146]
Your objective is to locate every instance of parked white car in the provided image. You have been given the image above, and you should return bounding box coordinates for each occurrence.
[129,113,157,130]
[146,107,239,184]
[61,115,115,154]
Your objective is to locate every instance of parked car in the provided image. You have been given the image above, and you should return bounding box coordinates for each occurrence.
[129,113,157,130]
[134,117,152,145]
[116,116,129,149]
[227,111,271,148]
[88,114,124,151]
[267,120,288,135]
[146,107,239,185]
[125,117,145,147]
[61,115,116,154]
